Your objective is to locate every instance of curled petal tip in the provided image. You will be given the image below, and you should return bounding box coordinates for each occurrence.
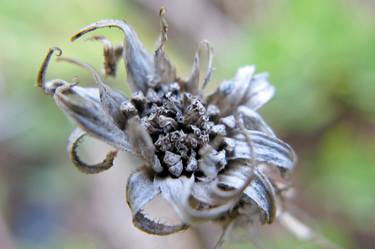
[50,47,62,56]
[68,128,118,174]
[37,47,63,92]
[159,7,166,16]
[70,19,127,42]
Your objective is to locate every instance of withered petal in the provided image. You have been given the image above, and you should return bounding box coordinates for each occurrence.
[133,211,189,235]
[53,84,133,152]
[193,161,254,206]
[126,117,155,163]
[86,35,123,77]
[67,128,117,174]
[71,19,154,94]
[198,146,227,179]
[156,176,237,224]
[200,41,214,90]
[126,166,189,235]
[185,41,214,94]
[57,57,128,129]
[37,47,72,95]
[237,105,275,137]
[219,166,276,224]
[151,8,176,85]
[224,130,296,172]
[126,166,160,214]
[244,72,275,111]
[207,66,274,116]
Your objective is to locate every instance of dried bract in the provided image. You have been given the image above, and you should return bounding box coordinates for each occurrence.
[37,9,297,245]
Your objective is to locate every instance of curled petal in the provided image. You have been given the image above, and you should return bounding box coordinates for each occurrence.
[86,35,123,77]
[224,131,296,172]
[53,83,133,152]
[133,211,189,235]
[71,19,154,93]
[207,66,275,116]
[67,128,117,174]
[37,47,70,95]
[126,167,188,235]
[201,41,214,90]
[219,167,276,224]
[185,51,199,94]
[192,181,221,206]
[126,167,160,214]
[156,176,237,224]
[185,41,214,94]
[57,57,128,128]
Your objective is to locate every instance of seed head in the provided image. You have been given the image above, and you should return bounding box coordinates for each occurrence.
[37,9,297,245]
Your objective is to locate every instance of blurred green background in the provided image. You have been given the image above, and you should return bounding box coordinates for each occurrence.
[0,0,374,248]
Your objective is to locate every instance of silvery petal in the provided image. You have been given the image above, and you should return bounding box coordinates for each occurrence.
[207,65,255,115]
[237,105,275,137]
[126,167,188,235]
[244,72,275,111]
[67,128,117,174]
[198,146,227,179]
[126,166,160,214]
[53,84,132,152]
[224,131,296,172]
[57,57,128,129]
[218,167,276,224]
[207,66,275,116]
[191,181,219,206]
[71,19,154,93]
[156,176,237,223]
[126,117,155,163]
[155,175,194,222]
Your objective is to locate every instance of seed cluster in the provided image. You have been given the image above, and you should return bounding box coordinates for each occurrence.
[122,82,218,177]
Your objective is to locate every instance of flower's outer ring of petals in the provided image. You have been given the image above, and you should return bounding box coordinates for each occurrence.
[71,19,154,94]
[67,128,117,174]
[126,167,189,235]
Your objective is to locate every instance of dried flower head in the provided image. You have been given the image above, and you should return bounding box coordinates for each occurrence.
[37,9,296,245]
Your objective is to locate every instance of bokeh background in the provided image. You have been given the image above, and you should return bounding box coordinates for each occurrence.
[0,0,374,248]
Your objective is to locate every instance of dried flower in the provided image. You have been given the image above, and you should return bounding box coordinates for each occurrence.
[37,9,296,245]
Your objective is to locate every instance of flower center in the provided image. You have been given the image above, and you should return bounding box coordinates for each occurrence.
[137,83,212,176]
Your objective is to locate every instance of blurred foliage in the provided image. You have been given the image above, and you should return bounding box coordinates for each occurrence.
[219,0,375,132]
[0,0,374,249]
